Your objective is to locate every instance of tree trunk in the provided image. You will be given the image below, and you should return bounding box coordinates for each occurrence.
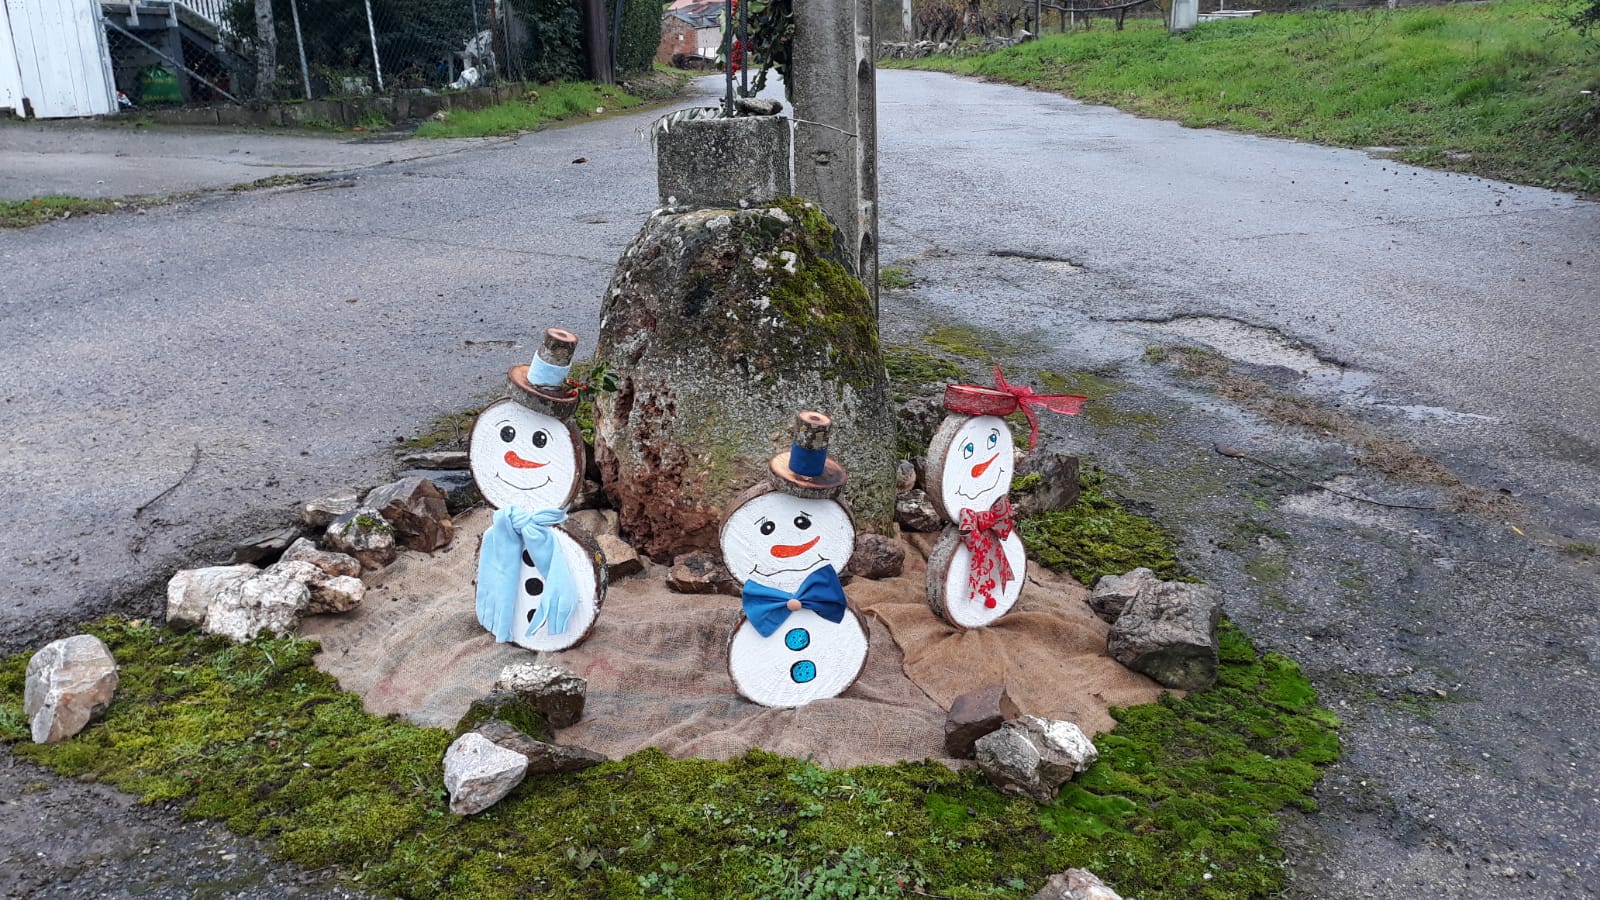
[254,0,277,99]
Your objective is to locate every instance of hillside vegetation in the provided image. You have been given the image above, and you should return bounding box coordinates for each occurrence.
[886,0,1600,192]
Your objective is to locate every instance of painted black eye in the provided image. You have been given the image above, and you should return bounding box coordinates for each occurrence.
[524,577,545,596]
[521,550,535,567]
[760,521,776,536]
[987,430,1000,448]
[499,425,516,443]
[793,513,812,531]
[531,430,549,449]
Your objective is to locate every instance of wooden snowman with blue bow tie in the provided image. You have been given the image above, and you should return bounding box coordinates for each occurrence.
[722,411,867,708]
[468,327,607,652]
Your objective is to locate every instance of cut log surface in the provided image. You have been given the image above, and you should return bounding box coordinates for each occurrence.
[926,526,1027,629]
[926,413,1015,524]
[469,399,585,513]
[727,608,868,708]
[509,523,607,653]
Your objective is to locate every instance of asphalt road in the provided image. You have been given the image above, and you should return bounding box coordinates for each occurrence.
[3,70,1597,897]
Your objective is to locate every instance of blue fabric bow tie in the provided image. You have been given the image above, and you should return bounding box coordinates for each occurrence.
[476,506,577,642]
[741,565,847,638]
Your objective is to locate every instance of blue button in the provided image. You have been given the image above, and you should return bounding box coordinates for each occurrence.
[784,628,811,651]
[790,660,817,683]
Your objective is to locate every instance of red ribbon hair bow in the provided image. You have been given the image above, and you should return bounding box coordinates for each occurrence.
[942,366,1088,450]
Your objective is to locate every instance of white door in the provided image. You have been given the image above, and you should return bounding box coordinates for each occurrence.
[0,0,29,115]
[2,0,116,117]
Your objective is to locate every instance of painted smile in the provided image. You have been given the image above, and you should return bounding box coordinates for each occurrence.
[752,555,829,578]
[955,465,1003,501]
[770,536,821,558]
[495,470,552,492]
[504,451,548,469]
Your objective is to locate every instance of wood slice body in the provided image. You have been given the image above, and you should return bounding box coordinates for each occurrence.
[727,607,868,708]
[508,522,607,652]
[469,398,586,512]
[925,525,1026,629]
[926,413,1015,524]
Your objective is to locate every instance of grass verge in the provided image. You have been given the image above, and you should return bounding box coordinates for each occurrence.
[1,196,128,228]
[885,0,1600,192]
[415,81,646,138]
[1,618,1336,898]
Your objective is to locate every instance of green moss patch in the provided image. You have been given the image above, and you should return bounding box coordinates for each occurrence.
[885,344,965,402]
[1016,467,1182,586]
[2,618,1334,899]
[1,196,130,228]
[396,407,484,451]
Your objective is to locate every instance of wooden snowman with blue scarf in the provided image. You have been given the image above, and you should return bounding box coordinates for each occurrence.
[469,328,607,652]
[722,411,867,708]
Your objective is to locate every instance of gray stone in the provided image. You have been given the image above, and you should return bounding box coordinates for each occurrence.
[1090,567,1160,623]
[895,395,946,459]
[570,478,607,511]
[301,488,360,528]
[1014,450,1081,517]
[203,572,311,642]
[494,663,587,728]
[165,564,259,629]
[443,732,529,815]
[279,537,361,579]
[364,477,453,552]
[398,468,480,513]
[665,551,740,596]
[593,204,894,560]
[895,490,944,533]
[568,509,620,539]
[975,716,1098,802]
[943,684,1021,759]
[229,525,304,565]
[1106,580,1222,691]
[264,558,364,615]
[325,507,399,571]
[1031,868,1124,900]
[656,114,792,210]
[596,533,643,578]
[911,456,929,491]
[473,719,607,775]
[895,459,917,493]
[397,450,469,470]
[24,635,119,744]
[845,533,905,580]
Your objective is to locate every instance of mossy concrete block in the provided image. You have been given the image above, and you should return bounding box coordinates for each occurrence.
[656,115,792,210]
[594,200,895,559]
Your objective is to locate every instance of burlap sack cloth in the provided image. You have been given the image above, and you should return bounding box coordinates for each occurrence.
[301,508,1164,768]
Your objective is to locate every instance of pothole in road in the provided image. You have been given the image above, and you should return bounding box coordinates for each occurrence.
[989,249,1086,275]
[1130,315,1375,398]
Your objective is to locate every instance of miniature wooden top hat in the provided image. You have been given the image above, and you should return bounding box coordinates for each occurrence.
[767,410,848,500]
[507,328,581,419]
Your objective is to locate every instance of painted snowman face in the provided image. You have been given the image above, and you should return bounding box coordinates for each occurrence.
[470,399,581,512]
[939,415,1013,517]
[721,491,855,594]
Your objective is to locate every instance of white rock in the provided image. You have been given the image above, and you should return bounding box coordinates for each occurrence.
[301,488,360,528]
[444,732,529,815]
[975,716,1098,802]
[24,635,119,744]
[165,564,259,630]
[203,572,311,642]
[1031,868,1124,900]
[264,559,365,615]
[493,663,587,727]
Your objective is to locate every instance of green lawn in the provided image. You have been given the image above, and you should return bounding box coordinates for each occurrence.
[0,196,125,228]
[415,81,646,138]
[886,0,1600,192]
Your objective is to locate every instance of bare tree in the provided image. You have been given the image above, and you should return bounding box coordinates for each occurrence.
[254,0,277,99]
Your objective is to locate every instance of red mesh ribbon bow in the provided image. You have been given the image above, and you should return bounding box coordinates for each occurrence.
[943,367,1087,449]
[958,496,1015,608]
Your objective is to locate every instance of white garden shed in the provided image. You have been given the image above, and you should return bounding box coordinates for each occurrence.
[0,0,117,118]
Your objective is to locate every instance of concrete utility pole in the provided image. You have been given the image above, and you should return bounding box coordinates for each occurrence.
[790,0,880,311]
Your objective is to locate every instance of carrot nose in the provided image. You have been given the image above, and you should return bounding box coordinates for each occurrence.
[970,453,1000,479]
[770,536,821,558]
[504,451,548,469]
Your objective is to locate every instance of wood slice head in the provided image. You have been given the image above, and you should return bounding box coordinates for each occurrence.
[926,413,1016,523]
[720,482,856,593]
[768,410,848,499]
[469,398,587,511]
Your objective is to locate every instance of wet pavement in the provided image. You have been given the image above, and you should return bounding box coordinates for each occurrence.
[3,70,1597,896]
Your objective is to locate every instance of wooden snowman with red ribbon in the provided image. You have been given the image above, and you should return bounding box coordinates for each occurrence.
[925,368,1087,629]
[468,327,607,652]
[722,411,868,708]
